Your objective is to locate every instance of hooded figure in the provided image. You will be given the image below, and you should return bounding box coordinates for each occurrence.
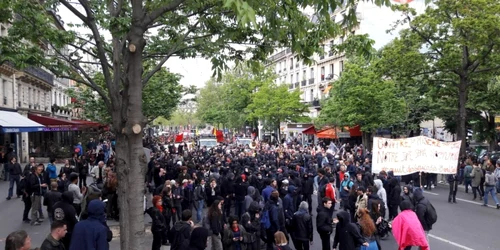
[52,191,78,249]
[283,185,297,222]
[332,211,367,250]
[413,188,432,231]
[374,179,388,212]
[245,186,256,211]
[392,200,429,250]
[188,227,209,250]
[70,200,111,250]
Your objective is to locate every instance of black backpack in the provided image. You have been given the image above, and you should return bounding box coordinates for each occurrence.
[425,201,438,226]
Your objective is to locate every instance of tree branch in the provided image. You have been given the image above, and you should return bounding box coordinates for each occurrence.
[142,0,186,28]
[142,19,201,86]
[406,15,444,58]
[59,0,90,26]
[50,47,111,108]
[78,0,115,101]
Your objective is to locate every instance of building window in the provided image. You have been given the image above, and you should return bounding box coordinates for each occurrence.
[310,89,314,101]
[18,84,22,106]
[340,60,344,73]
[290,58,294,69]
[28,87,31,105]
[296,73,299,82]
[302,70,306,80]
[290,74,293,84]
[330,64,334,76]
[321,67,325,80]
[310,68,314,78]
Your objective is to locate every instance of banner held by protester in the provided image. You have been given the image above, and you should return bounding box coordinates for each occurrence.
[372,136,461,175]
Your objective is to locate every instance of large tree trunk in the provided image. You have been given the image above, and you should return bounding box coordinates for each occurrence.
[456,78,468,156]
[115,17,148,250]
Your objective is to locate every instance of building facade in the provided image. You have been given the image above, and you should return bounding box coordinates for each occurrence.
[0,13,82,162]
[267,1,426,118]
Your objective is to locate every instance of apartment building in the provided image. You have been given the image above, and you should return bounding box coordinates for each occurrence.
[267,1,426,118]
[0,12,86,162]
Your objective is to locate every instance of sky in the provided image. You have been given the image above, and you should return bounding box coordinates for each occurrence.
[57,0,426,89]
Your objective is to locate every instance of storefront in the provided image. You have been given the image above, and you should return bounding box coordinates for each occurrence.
[0,110,45,162]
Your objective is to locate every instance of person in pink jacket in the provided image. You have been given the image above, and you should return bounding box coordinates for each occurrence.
[392,200,429,250]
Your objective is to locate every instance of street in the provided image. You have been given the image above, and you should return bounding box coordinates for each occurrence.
[0,176,498,250]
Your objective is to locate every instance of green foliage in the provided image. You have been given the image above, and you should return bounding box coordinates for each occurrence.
[153,110,201,127]
[246,80,310,131]
[318,56,406,132]
[379,0,500,148]
[67,68,183,123]
[197,64,308,130]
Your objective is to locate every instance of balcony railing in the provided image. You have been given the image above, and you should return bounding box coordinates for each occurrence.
[289,84,294,89]
[294,82,299,88]
[24,66,54,85]
[329,51,334,56]
[290,65,293,69]
[295,63,299,68]
[301,80,307,86]
[308,78,314,85]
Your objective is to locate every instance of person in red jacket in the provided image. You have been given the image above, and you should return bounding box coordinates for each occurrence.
[325,177,337,214]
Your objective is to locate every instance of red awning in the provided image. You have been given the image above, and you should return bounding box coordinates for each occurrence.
[302,126,316,135]
[349,125,362,137]
[72,119,102,127]
[316,128,337,139]
[28,114,80,128]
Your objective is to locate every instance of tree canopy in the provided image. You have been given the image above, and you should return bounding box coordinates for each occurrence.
[318,55,406,134]
[378,0,500,152]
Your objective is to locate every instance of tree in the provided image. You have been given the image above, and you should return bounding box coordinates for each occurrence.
[68,68,183,124]
[154,110,201,128]
[0,0,390,248]
[379,0,500,154]
[318,56,406,145]
[196,79,227,127]
[246,80,309,135]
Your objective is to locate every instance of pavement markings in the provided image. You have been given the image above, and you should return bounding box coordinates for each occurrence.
[423,191,439,196]
[429,234,475,250]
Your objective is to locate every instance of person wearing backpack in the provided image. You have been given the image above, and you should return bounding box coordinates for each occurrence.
[483,166,500,209]
[463,159,473,193]
[413,188,436,238]
[263,190,285,250]
[339,173,353,211]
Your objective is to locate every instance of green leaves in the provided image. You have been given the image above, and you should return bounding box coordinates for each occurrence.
[318,56,406,133]
[196,63,308,130]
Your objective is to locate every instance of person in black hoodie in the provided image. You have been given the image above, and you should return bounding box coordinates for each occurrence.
[44,182,62,224]
[291,201,313,250]
[241,201,261,250]
[264,190,286,250]
[233,175,249,220]
[169,209,194,250]
[188,227,209,250]
[301,173,314,214]
[332,211,368,250]
[388,177,401,220]
[413,188,433,234]
[52,191,78,249]
[221,173,235,218]
[316,197,333,250]
[366,186,386,217]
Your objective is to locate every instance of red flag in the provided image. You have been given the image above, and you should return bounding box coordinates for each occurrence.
[175,133,183,143]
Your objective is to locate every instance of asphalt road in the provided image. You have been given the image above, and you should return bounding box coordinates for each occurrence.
[0,174,498,250]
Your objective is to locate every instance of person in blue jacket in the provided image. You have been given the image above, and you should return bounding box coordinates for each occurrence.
[47,158,58,183]
[70,200,112,250]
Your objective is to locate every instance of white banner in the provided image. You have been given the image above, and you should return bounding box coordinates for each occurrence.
[372,136,461,176]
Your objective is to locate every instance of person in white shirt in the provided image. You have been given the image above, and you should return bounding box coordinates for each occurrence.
[68,173,86,216]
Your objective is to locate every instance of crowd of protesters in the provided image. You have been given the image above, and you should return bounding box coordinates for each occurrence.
[2,134,461,250]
